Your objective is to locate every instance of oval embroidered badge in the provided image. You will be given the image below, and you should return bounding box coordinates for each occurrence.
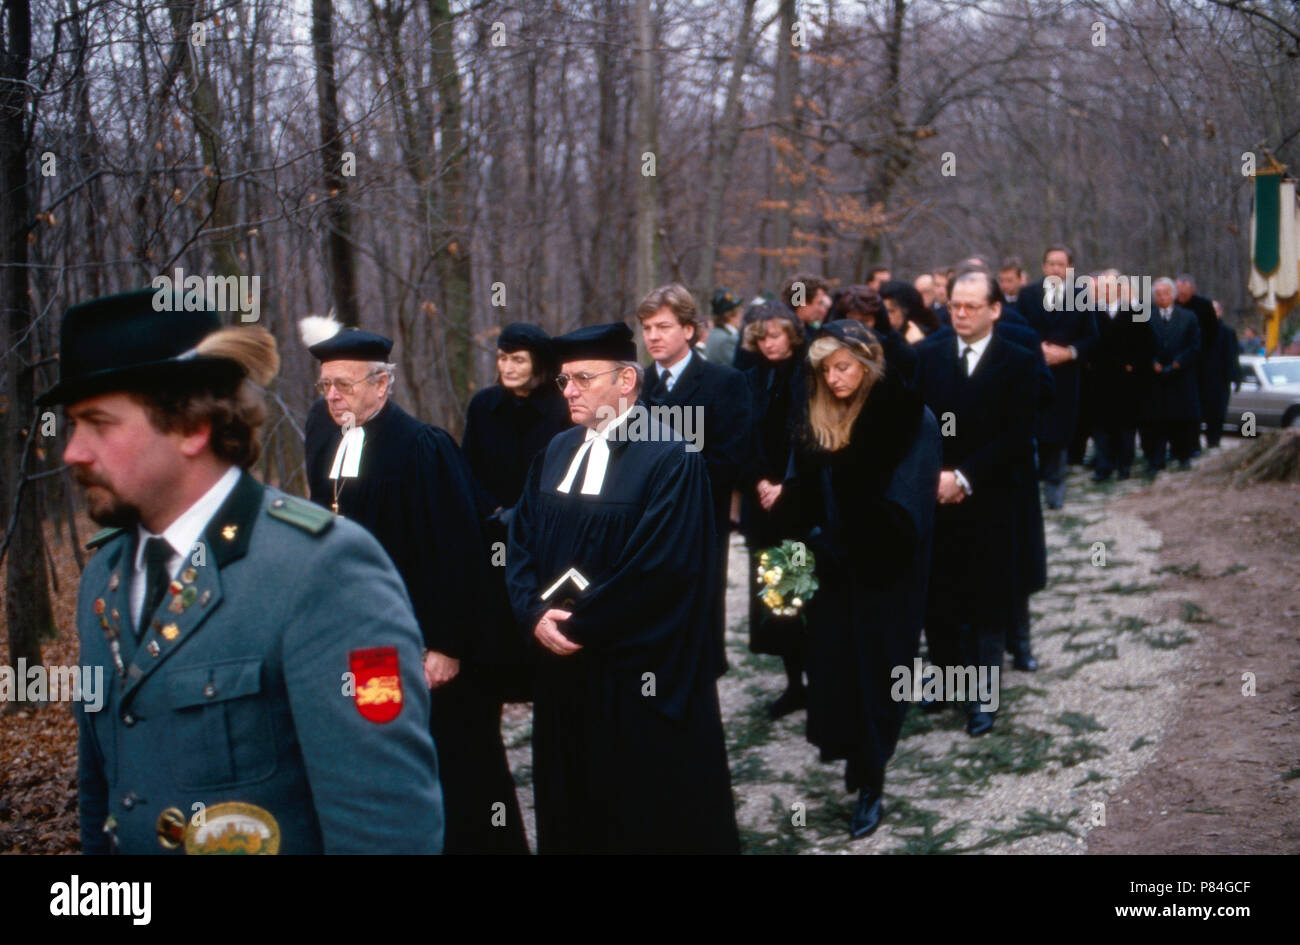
[184,802,280,855]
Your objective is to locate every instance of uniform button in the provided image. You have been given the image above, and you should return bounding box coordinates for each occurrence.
[203,683,217,699]
[122,793,137,810]
[146,641,160,657]
[272,498,285,508]
[121,712,136,726]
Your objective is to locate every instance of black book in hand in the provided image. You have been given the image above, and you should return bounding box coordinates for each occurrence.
[541,567,590,610]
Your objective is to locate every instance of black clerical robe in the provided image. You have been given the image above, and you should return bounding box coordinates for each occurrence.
[304,397,527,854]
[506,416,739,854]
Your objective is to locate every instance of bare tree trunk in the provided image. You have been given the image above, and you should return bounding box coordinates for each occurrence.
[427,0,474,413]
[2,0,52,679]
[697,0,763,304]
[312,0,360,325]
[769,0,800,273]
[633,0,658,298]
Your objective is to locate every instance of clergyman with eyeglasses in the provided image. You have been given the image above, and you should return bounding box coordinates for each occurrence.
[505,322,739,853]
[300,315,528,854]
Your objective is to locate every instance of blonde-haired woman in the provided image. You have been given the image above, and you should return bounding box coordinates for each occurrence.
[786,319,941,839]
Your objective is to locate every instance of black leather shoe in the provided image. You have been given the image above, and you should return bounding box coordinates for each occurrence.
[1011,650,1038,672]
[850,787,883,839]
[767,687,807,720]
[966,710,995,737]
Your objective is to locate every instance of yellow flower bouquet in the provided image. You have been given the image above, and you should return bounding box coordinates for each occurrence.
[755,539,818,617]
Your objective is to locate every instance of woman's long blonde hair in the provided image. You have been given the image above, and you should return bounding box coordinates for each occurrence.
[805,332,886,451]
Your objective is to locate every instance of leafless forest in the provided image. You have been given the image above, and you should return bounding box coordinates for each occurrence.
[3,0,1299,668]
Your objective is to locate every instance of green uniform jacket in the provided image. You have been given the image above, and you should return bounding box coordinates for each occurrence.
[75,470,443,854]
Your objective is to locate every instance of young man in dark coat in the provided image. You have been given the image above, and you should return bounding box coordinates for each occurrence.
[916,271,1039,735]
[639,283,754,678]
[1017,244,1099,508]
[301,316,527,854]
[1141,279,1202,472]
[506,323,739,853]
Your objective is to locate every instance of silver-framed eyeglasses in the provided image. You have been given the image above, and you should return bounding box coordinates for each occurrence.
[556,368,623,392]
[315,371,381,396]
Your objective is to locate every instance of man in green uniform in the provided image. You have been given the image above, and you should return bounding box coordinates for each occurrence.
[40,288,444,854]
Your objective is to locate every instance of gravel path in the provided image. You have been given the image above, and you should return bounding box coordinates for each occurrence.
[502,465,1206,853]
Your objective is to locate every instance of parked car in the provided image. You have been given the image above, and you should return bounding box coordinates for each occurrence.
[1227,355,1300,430]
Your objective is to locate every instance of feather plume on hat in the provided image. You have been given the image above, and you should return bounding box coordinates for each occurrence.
[192,326,280,387]
[298,310,342,348]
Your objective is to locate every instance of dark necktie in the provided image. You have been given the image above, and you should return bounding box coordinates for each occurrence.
[139,536,175,636]
[648,367,670,398]
[962,345,975,376]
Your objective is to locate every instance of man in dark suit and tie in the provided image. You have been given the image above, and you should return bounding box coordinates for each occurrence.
[926,271,1051,673]
[1091,270,1154,481]
[1016,244,1099,508]
[1142,278,1202,473]
[915,270,1038,735]
[639,283,754,677]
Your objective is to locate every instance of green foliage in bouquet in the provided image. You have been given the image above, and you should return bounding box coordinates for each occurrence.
[755,539,819,617]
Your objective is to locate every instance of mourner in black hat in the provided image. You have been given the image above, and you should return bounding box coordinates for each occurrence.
[786,317,942,839]
[462,322,571,521]
[301,313,527,854]
[506,321,739,853]
[49,288,443,853]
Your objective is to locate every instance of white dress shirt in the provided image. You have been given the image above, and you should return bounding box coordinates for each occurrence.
[654,349,693,393]
[953,332,994,497]
[956,331,993,376]
[131,465,241,626]
[556,405,637,496]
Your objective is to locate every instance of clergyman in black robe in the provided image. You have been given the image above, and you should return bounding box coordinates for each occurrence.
[301,319,527,855]
[506,322,739,854]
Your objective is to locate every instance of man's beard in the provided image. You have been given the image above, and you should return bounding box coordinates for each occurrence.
[75,473,141,529]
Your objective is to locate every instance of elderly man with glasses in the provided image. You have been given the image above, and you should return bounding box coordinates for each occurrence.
[300,316,528,855]
[506,322,739,854]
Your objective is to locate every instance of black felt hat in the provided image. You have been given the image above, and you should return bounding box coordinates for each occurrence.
[307,328,394,363]
[37,288,246,407]
[551,322,637,363]
[711,288,742,318]
[819,318,881,352]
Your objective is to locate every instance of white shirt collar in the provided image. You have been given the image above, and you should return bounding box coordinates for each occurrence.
[956,331,993,374]
[656,348,693,385]
[557,403,637,496]
[134,465,241,576]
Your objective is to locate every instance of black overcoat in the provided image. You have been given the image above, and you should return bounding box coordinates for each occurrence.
[1017,281,1100,445]
[462,384,571,516]
[1146,307,1202,423]
[787,374,940,772]
[915,332,1038,624]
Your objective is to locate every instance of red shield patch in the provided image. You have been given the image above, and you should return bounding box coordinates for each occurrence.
[350,647,403,723]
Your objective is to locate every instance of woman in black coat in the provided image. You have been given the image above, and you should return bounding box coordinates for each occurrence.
[462,322,572,525]
[786,319,941,840]
[461,322,571,702]
[738,300,807,718]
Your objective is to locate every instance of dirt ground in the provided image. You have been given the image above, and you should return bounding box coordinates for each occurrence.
[1085,476,1300,854]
